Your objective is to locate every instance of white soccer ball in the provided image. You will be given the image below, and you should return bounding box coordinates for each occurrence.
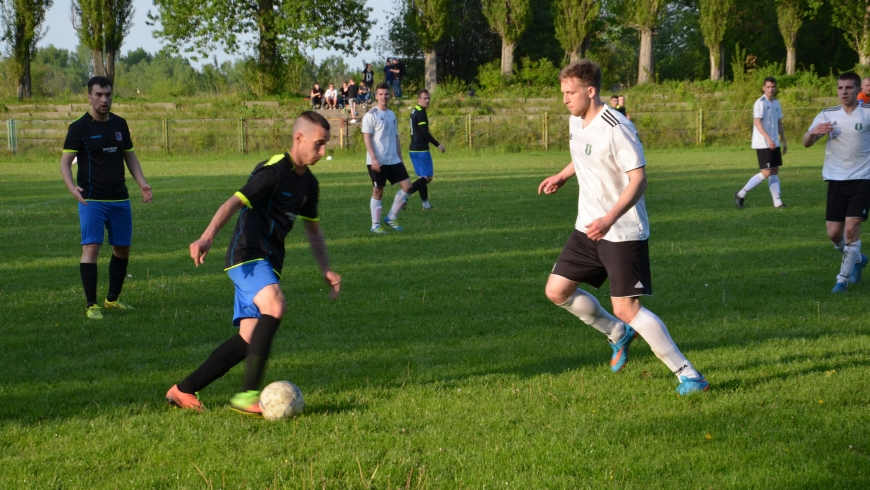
[259,381,304,421]
[326,156,333,160]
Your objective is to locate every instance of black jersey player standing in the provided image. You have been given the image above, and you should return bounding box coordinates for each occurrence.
[405,89,445,210]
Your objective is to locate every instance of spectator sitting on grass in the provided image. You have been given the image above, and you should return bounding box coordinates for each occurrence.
[310,83,324,109]
[324,84,338,109]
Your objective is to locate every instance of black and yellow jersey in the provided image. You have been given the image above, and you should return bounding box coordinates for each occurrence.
[224,153,319,275]
[62,112,134,201]
[409,105,440,151]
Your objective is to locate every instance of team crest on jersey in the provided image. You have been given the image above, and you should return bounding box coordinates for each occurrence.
[857,123,864,131]
[585,144,591,155]
[115,132,122,141]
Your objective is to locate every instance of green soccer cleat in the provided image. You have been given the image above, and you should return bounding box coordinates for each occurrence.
[104,298,135,309]
[230,390,263,416]
[86,304,103,320]
[371,225,388,235]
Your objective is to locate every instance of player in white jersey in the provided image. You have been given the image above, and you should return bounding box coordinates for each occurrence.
[735,77,788,209]
[538,60,709,396]
[362,82,425,234]
[803,71,870,293]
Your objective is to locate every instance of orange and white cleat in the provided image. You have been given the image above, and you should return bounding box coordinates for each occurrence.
[166,384,204,412]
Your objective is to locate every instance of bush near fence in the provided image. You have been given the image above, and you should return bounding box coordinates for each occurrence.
[1,105,827,157]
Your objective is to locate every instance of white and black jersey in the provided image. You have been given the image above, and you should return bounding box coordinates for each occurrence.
[808,104,870,181]
[361,107,401,166]
[568,106,649,242]
[751,95,783,149]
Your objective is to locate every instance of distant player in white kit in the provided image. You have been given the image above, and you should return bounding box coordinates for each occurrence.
[538,60,709,395]
[735,77,788,209]
[804,71,870,293]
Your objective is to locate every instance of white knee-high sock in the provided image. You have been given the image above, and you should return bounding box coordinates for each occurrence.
[370,198,382,227]
[557,289,625,341]
[738,173,766,198]
[388,190,408,220]
[629,307,700,379]
[832,237,846,254]
[838,240,862,283]
[768,175,782,206]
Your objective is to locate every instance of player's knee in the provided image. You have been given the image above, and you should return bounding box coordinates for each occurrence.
[372,187,384,200]
[425,176,433,183]
[544,282,572,305]
[611,303,639,324]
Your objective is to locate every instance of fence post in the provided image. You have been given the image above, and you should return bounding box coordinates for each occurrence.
[697,108,703,146]
[162,118,170,154]
[543,112,549,150]
[467,114,473,149]
[339,118,345,148]
[7,119,17,154]
[238,118,246,154]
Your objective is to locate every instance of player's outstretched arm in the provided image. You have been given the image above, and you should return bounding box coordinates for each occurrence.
[804,122,833,148]
[190,195,245,267]
[303,220,341,300]
[586,167,648,241]
[123,151,153,203]
[538,162,576,195]
[60,152,86,205]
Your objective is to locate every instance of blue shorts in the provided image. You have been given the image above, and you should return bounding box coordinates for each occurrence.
[226,260,280,326]
[79,200,133,246]
[410,151,434,178]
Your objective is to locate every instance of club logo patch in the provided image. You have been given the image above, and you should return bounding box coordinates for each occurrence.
[857,123,864,131]
[585,144,592,155]
[115,132,123,141]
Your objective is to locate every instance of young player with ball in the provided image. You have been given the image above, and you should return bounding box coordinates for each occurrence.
[166,111,341,415]
[538,60,709,395]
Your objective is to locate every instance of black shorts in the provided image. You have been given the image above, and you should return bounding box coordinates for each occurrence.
[368,163,410,188]
[756,147,783,169]
[552,230,652,297]
[826,180,870,222]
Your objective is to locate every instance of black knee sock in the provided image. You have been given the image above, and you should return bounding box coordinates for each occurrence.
[80,263,98,306]
[419,180,429,201]
[242,314,281,392]
[178,334,248,394]
[106,254,129,302]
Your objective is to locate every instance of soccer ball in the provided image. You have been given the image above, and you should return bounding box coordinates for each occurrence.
[326,156,333,161]
[259,381,304,421]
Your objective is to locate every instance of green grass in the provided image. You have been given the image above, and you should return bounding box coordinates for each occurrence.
[1,147,869,488]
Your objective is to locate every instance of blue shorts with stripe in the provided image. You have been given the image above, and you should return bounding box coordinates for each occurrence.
[226,259,280,326]
[78,200,132,246]
[409,151,434,178]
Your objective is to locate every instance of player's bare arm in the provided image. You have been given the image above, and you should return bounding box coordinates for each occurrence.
[303,219,341,300]
[586,167,648,241]
[395,134,403,164]
[803,123,834,147]
[60,152,86,205]
[538,162,576,195]
[123,151,153,203]
[754,118,776,150]
[778,119,787,155]
[363,133,380,171]
[190,195,245,266]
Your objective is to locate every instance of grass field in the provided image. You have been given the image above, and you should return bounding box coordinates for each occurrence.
[1,146,869,488]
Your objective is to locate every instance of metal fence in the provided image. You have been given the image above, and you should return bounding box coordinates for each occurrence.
[1,108,825,156]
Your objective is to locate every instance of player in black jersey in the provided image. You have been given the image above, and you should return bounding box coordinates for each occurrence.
[405,89,445,210]
[60,76,152,320]
[166,111,341,415]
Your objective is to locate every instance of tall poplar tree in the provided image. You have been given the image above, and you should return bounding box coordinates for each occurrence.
[406,0,450,91]
[481,0,531,75]
[613,0,668,84]
[775,0,816,75]
[698,0,731,81]
[552,0,600,62]
[828,0,870,66]
[0,0,52,99]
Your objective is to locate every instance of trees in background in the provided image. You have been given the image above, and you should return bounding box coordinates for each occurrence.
[612,0,669,84]
[406,0,451,91]
[698,0,731,81]
[71,0,135,85]
[552,0,600,62]
[0,0,52,99]
[829,0,870,66]
[481,0,531,75]
[148,0,373,95]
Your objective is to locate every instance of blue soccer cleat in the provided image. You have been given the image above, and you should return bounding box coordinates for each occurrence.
[832,281,848,294]
[676,374,710,396]
[849,254,868,284]
[384,218,403,232]
[609,324,638,373]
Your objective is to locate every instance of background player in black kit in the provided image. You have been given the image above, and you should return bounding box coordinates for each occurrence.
[166,112,341,415]
[60,76,152,320]
[405,89,445,210]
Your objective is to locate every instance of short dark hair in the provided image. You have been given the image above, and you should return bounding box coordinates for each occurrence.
[88,76,112,94]
[839,71,861,87]
[297,111,330,131]
[559,60,602,93]
[376,82,391,92]
[610,95,618,100]
[417,89,430,97]
[763,77,777,86]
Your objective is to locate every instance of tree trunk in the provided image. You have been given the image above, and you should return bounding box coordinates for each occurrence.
[256,0,280,94]
[709,45,721,81]
[92,49,106,77]
[17,57,31,100]
[862,52,870,66]
[638,28,654,84]
[105,50,116,86]
[785,32,797,75]
[501,39,515,76]
[424,48,437,92]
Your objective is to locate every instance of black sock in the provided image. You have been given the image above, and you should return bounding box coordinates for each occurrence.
[178,334,249,394]
[419,180,429,201]
[106,254,129,302]
[242,314,281,392]
[80,263,98,306]
[408,177,428,196]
